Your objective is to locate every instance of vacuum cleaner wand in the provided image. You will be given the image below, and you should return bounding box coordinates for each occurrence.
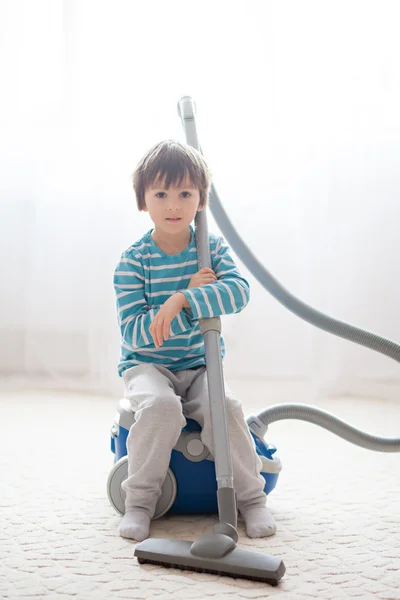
[133,97,286,585]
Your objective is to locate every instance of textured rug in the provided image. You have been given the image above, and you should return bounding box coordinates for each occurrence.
[1,383,399,599]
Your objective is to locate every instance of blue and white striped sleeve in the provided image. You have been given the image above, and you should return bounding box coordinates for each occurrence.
[114,251,194,349]
[181,237,250,319]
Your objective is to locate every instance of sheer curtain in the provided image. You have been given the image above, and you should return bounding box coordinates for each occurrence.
[1,0,399,399]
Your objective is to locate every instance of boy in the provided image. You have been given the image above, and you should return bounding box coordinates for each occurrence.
[113,140,276,542]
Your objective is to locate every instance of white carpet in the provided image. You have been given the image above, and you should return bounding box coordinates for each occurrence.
[1,382,399,600]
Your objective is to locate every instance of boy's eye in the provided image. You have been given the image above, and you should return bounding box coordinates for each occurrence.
[155,191,192,199]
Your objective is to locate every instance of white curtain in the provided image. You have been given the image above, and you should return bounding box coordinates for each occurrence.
[1,0,399,399]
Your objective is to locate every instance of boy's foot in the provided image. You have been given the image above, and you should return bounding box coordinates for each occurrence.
[240,505,277,538]
[118,509,151,542]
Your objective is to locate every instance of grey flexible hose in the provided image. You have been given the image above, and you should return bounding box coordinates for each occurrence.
[178,95,400,453]
[208,180,400,452]
[208,180,400,364]
[255,404,400,452]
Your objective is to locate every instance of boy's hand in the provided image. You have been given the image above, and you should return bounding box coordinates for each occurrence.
[149,293,188,348]
[188,268,217,289]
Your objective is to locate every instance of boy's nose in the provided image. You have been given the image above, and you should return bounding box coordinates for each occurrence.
[167,200,180,211]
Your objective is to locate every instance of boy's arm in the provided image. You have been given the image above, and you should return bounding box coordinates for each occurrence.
[114,252,194,349]
[179,237,250,320]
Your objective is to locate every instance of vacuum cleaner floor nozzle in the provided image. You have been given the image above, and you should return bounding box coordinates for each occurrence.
[134,538,286,585]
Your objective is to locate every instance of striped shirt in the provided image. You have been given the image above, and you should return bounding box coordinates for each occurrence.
[114,226,250,375]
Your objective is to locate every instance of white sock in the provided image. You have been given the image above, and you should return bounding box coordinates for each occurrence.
[240,506,277,538]
[118,509,151,542]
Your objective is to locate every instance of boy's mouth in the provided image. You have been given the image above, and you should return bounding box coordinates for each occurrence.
[165,217,182,222]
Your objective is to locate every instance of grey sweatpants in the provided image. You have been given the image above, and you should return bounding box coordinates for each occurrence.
[121,363,267,518]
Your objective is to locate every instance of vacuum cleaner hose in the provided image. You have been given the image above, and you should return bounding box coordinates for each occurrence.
[209,181,400,364]
[208,182,400,452]
[178,95,400,453]
[255,404,400,452]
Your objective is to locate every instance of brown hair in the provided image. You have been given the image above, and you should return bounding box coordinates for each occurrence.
[132,140,211,210]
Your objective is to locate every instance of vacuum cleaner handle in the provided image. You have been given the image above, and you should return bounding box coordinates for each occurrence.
[179,96,238,533]
[178,98,212,271]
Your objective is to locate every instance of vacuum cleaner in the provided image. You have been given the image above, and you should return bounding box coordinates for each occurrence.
[108,96,400,585]
[109,403,281,518]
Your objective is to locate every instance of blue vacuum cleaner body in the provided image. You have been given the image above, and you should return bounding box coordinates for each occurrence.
[110,400,281,515]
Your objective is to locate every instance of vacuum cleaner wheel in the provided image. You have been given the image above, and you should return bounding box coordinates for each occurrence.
[107,456,177,520]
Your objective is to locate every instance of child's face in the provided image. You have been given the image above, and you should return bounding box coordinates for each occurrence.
[143,177,203,235]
